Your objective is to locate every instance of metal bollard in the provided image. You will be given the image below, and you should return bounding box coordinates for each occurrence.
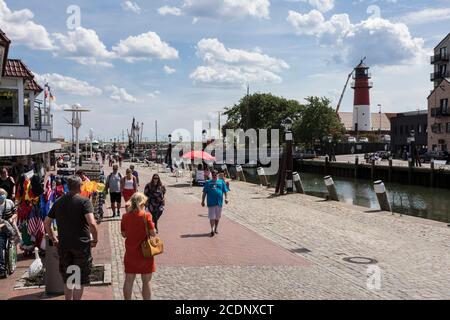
[44,235,65,295]
[257,167,269,187]
[293,172,305,194]
[324,176,339,201]
[236,165,246,182]
[374,180,392,212]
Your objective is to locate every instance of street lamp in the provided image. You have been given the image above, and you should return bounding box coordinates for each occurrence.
[282,117,294,193]
[89,128,94,160]
[64,104,90,171]
[378,104,382,141]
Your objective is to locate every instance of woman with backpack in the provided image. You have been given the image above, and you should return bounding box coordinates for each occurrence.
[121,169,138,203]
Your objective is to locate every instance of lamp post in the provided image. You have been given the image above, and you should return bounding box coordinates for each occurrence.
[378,104,382,142]
[282,117,294,193]
[64,104,90,171]
[89,128,94,160]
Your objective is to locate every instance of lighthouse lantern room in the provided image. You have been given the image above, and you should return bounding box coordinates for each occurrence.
[351,58,373,133]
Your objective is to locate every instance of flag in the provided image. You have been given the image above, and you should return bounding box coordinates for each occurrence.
[28,207,45,248]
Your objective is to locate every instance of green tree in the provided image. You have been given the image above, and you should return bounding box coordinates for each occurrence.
[223,93,304,133]
[293,96,345,147]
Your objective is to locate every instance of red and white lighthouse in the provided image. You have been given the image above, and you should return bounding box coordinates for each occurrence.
[352,60,373,132]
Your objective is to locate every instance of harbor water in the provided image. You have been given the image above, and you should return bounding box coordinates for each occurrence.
[242,168,450,223]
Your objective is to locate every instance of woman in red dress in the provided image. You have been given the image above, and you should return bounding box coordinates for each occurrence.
[121,192,156,300]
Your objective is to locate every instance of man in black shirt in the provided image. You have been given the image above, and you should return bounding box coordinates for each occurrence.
[44,176,98,300]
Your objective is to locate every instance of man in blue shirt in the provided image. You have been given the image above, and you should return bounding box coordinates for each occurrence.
[202,170,229,237]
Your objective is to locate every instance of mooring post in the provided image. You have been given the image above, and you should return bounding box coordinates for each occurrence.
[293,172,305,194]
[257,167,269,187]
[374,180,392,212]
[324,176,339,201]
[371,159,375,181]
[430,160,435,188]
[408,158,413,185]
[236,165,246,182]
[388,157,393,183]
[354,156,359,180]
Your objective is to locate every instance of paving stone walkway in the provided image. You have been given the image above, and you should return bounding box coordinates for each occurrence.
[107,165,450,300]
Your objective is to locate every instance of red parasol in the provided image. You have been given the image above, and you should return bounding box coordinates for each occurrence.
[181,151,216,161]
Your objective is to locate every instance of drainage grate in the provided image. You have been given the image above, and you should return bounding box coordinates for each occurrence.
[343,257,378,265]
[291,248,311,254]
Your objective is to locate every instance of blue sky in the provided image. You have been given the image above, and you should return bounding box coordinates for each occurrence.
[1,0,450,141]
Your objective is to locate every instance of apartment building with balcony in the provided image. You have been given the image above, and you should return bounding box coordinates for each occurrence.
[431,33,450,87]
[0,29,60,161]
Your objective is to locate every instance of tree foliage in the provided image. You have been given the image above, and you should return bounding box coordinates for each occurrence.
[293,97,346,147]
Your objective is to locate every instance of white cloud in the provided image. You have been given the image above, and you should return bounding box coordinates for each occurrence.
[399,8,450,25]
[106,85,137,103]
[112,31,179,62]
[190,38,289,87]
[299,0,335,13]
[35,73,103,97]
[122,1,141,14]
[287,10,426,66]
[160,0,270,20]
[0,0,53,50]
[158,6,183,16]
[163,65,176,74]
[147,90,161,98]
[52,27,114,67]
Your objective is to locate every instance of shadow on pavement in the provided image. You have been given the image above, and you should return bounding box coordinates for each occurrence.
[180,233,213,238]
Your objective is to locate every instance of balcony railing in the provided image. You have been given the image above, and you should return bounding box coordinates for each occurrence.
[431,107,450,118]
[352,72,372,79]
[431,70,450,81]
[431,53,449,64]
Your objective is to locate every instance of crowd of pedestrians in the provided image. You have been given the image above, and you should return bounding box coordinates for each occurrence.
[24,155,230,300]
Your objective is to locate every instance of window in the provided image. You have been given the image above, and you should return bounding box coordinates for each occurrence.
[441,99,449,115]
[440,47,448,59]
[447,122,450,133]
[0,89,19,124]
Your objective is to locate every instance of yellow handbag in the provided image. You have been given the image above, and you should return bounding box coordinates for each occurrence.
[141,212,164,258]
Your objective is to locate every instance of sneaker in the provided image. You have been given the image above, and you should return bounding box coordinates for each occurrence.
[210,232,215,237]
[214,229,219,234]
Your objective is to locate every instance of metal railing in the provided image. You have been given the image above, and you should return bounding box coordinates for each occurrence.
[431,53,449,64]
[431,70,450,81]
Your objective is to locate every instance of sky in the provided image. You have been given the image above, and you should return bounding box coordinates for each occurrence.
[1,0,450,141]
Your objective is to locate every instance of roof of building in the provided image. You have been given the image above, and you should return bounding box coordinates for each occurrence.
[25,79,43,94]
[338,112,393,131]
[393,110,428,117]
[0,29,11,77]
[4,59,34,79]
[434,33,450,50]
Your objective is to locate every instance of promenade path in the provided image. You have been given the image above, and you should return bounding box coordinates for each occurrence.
[109,164,450,300]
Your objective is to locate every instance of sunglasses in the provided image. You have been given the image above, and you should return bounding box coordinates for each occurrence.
[153,177,160,180]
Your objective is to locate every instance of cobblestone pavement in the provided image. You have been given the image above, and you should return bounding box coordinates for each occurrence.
[108,164,450,300]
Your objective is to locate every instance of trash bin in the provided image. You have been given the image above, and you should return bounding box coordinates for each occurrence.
[44,235,65,295]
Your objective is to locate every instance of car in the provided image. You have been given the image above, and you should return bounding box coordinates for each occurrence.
[358,137,369,143]
[420,151,450,164]
[374,151,392,160]
[347,137,357,143]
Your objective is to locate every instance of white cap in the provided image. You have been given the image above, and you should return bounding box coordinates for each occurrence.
[324,176,334,186]
[236,165,243,172]
[374,181,386,194]
[293,172,300,182]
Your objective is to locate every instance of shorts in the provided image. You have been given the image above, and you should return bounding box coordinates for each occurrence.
[110,192,122,204]
[208,206,223,220]
[58,247,93,286]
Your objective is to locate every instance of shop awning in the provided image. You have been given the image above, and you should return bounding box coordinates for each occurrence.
[0,138,61,157]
